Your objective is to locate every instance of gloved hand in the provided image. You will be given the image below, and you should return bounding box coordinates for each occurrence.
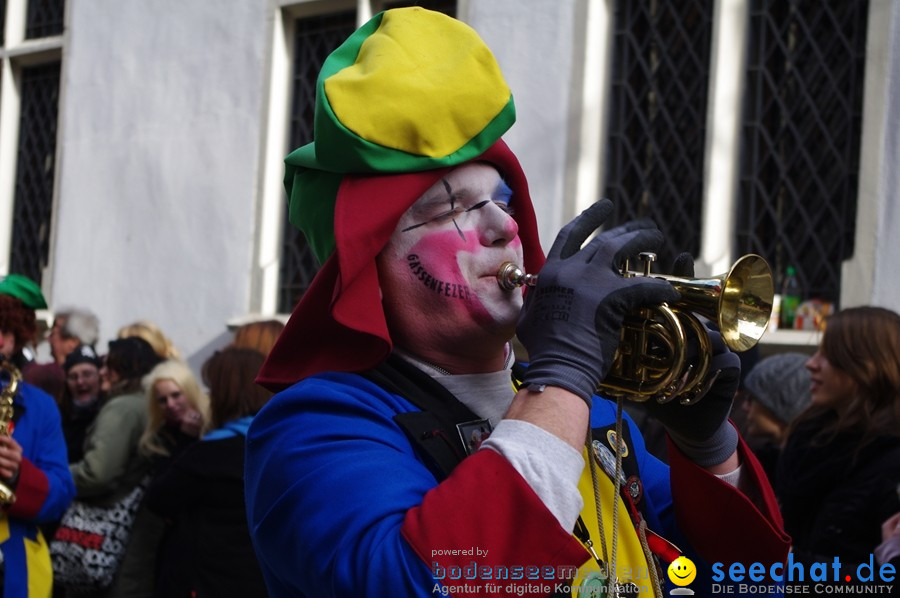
[517,199,679,406]
[643,252,741,467]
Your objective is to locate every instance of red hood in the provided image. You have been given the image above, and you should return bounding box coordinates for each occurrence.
[257,139,545,391]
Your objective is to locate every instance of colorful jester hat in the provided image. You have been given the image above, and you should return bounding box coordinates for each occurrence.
[258,7,546,390]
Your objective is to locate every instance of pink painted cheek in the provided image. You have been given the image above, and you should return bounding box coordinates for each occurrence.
[406,230,494,323]
[409,230,481,282]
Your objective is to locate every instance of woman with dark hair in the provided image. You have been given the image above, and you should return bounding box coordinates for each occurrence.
[144,347,271,597]
[69,336,161,497]
[777,306,900,573]
[63,336,161,595]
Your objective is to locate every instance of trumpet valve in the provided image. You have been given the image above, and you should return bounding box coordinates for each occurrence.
[638,252,657,276]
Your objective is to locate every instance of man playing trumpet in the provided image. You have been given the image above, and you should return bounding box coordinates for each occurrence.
[245,8,789,597]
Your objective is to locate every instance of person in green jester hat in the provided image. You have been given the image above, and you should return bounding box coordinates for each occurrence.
[0,274,75,597]
[245,8,790,598]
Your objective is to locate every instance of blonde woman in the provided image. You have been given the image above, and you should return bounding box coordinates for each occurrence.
[113,360,209,596]
[140,360,209,457]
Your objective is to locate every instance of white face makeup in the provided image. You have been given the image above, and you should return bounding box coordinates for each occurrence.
[377,163,525,357]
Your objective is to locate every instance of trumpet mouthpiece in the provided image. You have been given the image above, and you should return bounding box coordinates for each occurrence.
[496,262,538,291]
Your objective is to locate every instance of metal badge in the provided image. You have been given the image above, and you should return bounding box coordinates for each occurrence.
[591,439,627,485]
[456,419,493,456]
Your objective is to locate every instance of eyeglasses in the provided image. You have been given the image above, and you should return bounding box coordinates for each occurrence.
[67,370,99,383]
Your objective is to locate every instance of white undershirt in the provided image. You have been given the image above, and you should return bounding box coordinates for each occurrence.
[395,347,742,531]
[396,347,585,530]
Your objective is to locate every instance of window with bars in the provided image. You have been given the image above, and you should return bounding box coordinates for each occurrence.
[277,10,357,314]
[25,0,64,39]
[602,0,714,270]
[9,62,61,284]
[1,0,7,46]
[737,0,867,305]
[277,0,457,314]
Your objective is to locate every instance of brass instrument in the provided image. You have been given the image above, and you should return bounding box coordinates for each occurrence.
[498,252,774,404]
[0,359,21,504]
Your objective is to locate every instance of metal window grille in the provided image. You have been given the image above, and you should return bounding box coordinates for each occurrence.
[602,0,713,270]
[1,0,7,46]
[278,10,357,314]
[25,0,64,39]
[9,62,61,285]
[737,1,867,305]
[278,0,457,313]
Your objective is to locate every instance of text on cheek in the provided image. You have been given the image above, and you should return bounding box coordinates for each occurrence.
[407,255,472,300]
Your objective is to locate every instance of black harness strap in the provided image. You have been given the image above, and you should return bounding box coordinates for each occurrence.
[362,355,481,480]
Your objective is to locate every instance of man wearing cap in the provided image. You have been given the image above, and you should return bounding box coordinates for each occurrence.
[0,274,76,597]
[245,8,789,597]
[60,345,105,464]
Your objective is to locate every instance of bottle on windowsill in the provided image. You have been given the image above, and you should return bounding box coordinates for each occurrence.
[779,265,801,330]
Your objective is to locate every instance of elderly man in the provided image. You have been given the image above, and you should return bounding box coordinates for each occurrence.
[48,307,100,366]
[246,8,789,598]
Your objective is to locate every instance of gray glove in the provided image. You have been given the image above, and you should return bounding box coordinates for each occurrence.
[644,252,741,467]
[517,200,679,405]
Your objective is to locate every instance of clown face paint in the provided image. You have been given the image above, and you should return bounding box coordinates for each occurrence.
[377,163,525,364]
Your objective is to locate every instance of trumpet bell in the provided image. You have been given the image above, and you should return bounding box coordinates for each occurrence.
[665,254,774,352]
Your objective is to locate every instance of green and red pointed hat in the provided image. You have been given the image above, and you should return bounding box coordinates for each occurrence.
[259,7,544,389]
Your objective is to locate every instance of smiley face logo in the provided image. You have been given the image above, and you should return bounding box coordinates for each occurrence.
[667,556,696,586]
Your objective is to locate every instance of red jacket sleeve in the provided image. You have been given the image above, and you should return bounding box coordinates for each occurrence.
[4,457,49,519]
[668,426,791,566]
[402,449,589,597]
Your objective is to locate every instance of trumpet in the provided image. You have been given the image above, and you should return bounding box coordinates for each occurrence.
[498,252,774,403]
[0,359,21,504]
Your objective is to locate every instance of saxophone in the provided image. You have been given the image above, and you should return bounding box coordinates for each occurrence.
[0,359,21,504]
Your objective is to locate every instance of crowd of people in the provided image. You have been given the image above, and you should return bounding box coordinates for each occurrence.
[1,6,899,598]
[0,272,282,597]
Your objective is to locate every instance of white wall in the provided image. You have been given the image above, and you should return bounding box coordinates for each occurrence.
[468,0,578,252]
[49,1,269,367]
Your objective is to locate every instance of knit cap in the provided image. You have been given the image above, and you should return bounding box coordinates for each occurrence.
[743,352,812,424]
[64,344,102,372]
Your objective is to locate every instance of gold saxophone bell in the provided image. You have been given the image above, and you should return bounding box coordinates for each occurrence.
[0,360,21,504]
[497,252,774,404]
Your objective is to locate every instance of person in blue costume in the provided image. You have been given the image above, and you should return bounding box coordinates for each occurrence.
[246,8,790,598]
[0,274,76,598]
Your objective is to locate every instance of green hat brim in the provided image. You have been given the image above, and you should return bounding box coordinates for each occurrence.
[0,274,47,310]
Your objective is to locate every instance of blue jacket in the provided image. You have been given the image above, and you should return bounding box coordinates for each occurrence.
[1,382,76,598]
[246,370,789,597]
